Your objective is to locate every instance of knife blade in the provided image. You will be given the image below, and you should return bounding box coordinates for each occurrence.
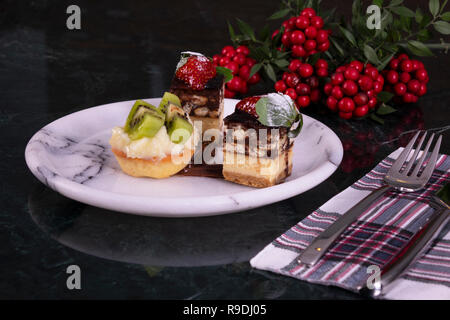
[370,182,450,297]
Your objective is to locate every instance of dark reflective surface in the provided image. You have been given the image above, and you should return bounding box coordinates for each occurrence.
[1,0,449,299]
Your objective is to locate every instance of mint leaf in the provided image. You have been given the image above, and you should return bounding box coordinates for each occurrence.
[215,66,233,83]
[255,93,300,129]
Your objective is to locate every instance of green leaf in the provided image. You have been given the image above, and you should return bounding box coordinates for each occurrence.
[215,67,233,82]
[364,44,381,64]
[267,8,291,20]
[377,52,396,70]
[441,12,450,21]
[390,6,415,17]
[407,40,434,56]
[415,8,424,23]
[389,0,404,7]
[249,63,263,78]
[330,36,345,56]
[377,91,394,103]
[376,103,397,115]
[273,59,290,69]
[434,20,450,34]
[370,113,385,124]
[429,0,439,16]
[255,94,300,130]
[339,26,357,46]
[373,0,383,7]
[264,64,277,82]
[227,21,236,43]
[288,113,303,138]
[236,18,256,41]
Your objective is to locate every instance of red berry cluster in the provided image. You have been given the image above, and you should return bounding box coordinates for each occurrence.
[212,45,261,98]
[382,53,428,104]
[274,59,328,108]
[324,60,384,119]
[272,8,331,58]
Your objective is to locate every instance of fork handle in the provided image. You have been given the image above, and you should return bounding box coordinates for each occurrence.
[297,185,392,267]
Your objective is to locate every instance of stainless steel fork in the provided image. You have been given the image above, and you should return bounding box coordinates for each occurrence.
[297,131,443,267]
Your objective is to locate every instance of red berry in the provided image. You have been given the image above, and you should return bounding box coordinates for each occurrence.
[224,89,235,98]
[285,73,299,88]
[291,30,306,44]
[400,59,414,72]
[317,40,330,52]
[326,96,338,111]
[339,111,353,119]
[376,74,384,85]
[225,62,240,75]
[244,57,256,67]
[394,82,407,96]
[331,86,344,100]
[274,80,287,92]
[236,45,250,56]
[358,76,373,91]
[219,56,231,66]
[304,40,317,51]
[310,16,324,29]
[403,92,415,103]
[316,30,328,43]
[331,73,344,85]
[233,53,246,65]
[390,59,399,70]
[221,45,235,56]
[336,66,346,73]
[386,70,399,84]
[288,59,302,72]
[324,83,333,95]
[310,89,320,102]
[354,105,369,117]
[292,45,307,57]
[354,92,369,106]
[227,76,245,92]
[238,65,251,81]
[365,67,379,80]
[338,97,355,112]
[247,72,261,84]
[296,95,310,108]
[281,32,291,47]
[295,83,310,95]
[295,16,310,29]
[411,60,420,71]
[417,83,427,96]
[398,53,409,61]
[298,63,314,78]
[285,88,297,100]
[287,17,296,29]
[368,97,377,109]
[373,81,383,93]
[271,29,280,40]
[342,80,358,96]
[316,67,328,77]
[416,69,428,82]
[400,72,411,83]
[235,96,261,117]
[282,72,289,82]
[407,79,421,94]
[315,59,328,69]
[212,54,221,64]
[349,61,364,73]
[344,67,359,80]
[306,76,319,88]
[301,8,316,17]
[305,26,317,39]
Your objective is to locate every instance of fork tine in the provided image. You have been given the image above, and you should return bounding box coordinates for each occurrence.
[390,131,420,173]
[411,133,435,177]
[417,135,442,180]
[403,132,427,175]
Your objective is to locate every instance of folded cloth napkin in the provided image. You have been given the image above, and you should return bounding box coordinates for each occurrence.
[250,148,450,300]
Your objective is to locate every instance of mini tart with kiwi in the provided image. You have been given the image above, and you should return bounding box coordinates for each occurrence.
[110,92,197,179]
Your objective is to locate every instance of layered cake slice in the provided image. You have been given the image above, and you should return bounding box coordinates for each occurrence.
[170,52,225,134]
[223,94,302,188]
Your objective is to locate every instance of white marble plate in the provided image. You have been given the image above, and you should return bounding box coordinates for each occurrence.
[25,98,343,217]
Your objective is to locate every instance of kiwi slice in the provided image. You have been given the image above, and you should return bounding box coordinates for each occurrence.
[167,115,193,144]
[158,92,181,114]
[125,100,165,140]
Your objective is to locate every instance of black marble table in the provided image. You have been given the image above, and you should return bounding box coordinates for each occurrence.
[1,0,449,299]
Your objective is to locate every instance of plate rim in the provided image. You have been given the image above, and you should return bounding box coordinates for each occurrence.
[25,98,343,217]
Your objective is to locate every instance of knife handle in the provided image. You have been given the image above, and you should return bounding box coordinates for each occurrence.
[297,185,391,267]
[377,207,450,297]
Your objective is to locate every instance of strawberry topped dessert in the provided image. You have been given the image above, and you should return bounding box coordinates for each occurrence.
[222,93,303,188]
[170,52,225,134]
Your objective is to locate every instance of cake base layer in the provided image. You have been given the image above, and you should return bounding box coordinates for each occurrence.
[191,115,223,134]
[222,146,293,188]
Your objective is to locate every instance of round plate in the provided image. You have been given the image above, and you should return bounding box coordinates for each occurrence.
[25,98,343,217]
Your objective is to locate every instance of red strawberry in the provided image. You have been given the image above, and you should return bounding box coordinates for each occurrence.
[175,56,216,90]
[235,96,261,118]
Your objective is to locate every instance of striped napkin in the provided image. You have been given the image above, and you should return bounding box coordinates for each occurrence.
[250,148,450,300]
